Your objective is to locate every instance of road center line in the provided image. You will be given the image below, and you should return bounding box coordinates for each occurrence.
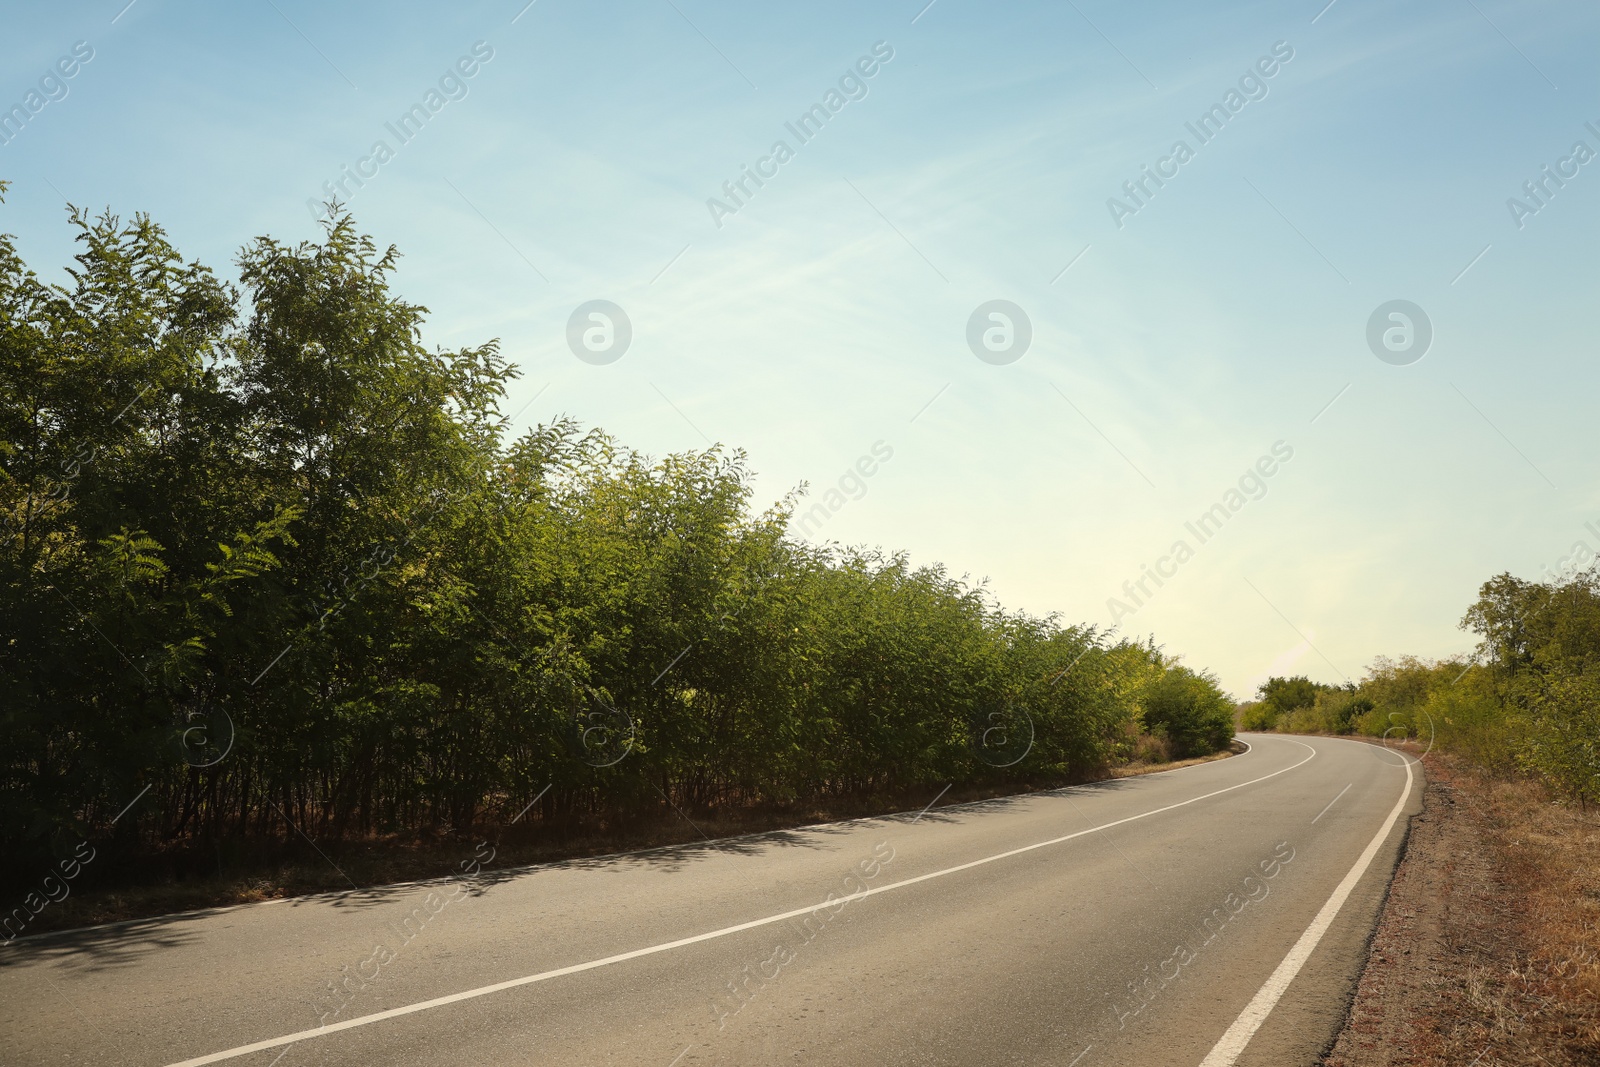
[1310,782,1351,824]
[1197,754,1415,1067]
[163,741,1317,1067]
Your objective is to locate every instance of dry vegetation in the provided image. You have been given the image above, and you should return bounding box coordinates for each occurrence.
[1325,749,1600,1066]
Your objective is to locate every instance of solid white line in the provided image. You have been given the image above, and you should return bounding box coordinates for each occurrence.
[1197,755,1415,1067]
[160,742,1316,1067]
[1310,782,1351,824]
[0,739,1260,947]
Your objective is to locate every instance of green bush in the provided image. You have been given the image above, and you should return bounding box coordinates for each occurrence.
[0,203,1235,871]
[1240,701,1278,732]
[1138,662,1233,758]
[1511,667,1600,804]
[1295,572,1600,805]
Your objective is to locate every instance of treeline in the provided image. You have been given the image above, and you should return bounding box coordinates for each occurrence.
[1246,572,1600,804]
[0,199,1234,873]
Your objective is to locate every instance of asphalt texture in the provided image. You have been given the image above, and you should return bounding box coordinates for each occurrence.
[0,733,1421,1067]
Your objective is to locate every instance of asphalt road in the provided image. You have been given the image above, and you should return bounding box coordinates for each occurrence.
[0,734,1422,1067]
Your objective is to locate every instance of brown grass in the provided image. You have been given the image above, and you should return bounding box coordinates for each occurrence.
[1478,767,1600,1056]
[1324,748,1600,1065]
[1110,741,1240,778]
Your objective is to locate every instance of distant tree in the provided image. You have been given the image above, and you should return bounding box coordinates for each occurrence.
[1244,675,1324,731]
[1460,573,1548,681]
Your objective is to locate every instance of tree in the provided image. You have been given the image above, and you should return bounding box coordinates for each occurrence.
[1244,675,1323,730]
[0,199,1236,881]
[1140,662,1233,758]
[1460,573,1548,681]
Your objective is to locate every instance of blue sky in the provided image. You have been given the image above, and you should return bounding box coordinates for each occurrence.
[4,0,1597,697]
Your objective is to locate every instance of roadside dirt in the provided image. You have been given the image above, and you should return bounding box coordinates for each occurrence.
[1323,751,1600,1066]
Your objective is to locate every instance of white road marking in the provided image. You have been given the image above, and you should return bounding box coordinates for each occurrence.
[1197,754,1416,1067]
[1311,782,1352,824]
[4,743,1263,949]
[161,741,1318,1067]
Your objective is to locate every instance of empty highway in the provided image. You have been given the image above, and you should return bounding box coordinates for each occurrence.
[0,734,1420,1067]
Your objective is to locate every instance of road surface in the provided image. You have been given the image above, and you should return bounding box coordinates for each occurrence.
[0,734,1421,1066]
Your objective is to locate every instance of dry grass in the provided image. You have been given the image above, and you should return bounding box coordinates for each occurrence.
[1110,742,1241,779]
[1324,749,1600,1066]
[1478,770,1600,1055]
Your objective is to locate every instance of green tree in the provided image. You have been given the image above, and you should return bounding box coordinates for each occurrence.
[1245,675,1323,730]
[0,198,1238,882]
[1139,661,1234,758]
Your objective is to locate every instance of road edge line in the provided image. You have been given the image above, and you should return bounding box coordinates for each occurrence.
[4,739,1257,949]
[160,742,1316,1067]
[1196,753,1417,1067]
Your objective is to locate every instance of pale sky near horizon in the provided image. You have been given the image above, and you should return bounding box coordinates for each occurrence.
[4,0,1597,698]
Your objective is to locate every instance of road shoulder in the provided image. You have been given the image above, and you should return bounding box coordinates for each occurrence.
[1322,751,1600,1066]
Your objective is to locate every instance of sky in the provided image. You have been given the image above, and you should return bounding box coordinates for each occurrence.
[3,0,1597,698]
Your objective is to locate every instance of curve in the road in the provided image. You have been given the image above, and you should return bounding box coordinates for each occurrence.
[1198,750,1417,1067]
[163,740,1319,1067]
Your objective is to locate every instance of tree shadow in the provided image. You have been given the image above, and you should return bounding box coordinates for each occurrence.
[0,773,1169,972]
[0,911,206,973]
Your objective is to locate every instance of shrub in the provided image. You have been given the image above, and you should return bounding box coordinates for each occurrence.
[1139,663,1233,758]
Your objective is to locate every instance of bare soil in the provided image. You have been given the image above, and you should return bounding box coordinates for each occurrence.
[1323,750,1600,1066]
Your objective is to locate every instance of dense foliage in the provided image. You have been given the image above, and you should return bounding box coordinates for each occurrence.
[1257,572,1600,805]
[0,199,1234,871]
[1136,664,1235,758]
